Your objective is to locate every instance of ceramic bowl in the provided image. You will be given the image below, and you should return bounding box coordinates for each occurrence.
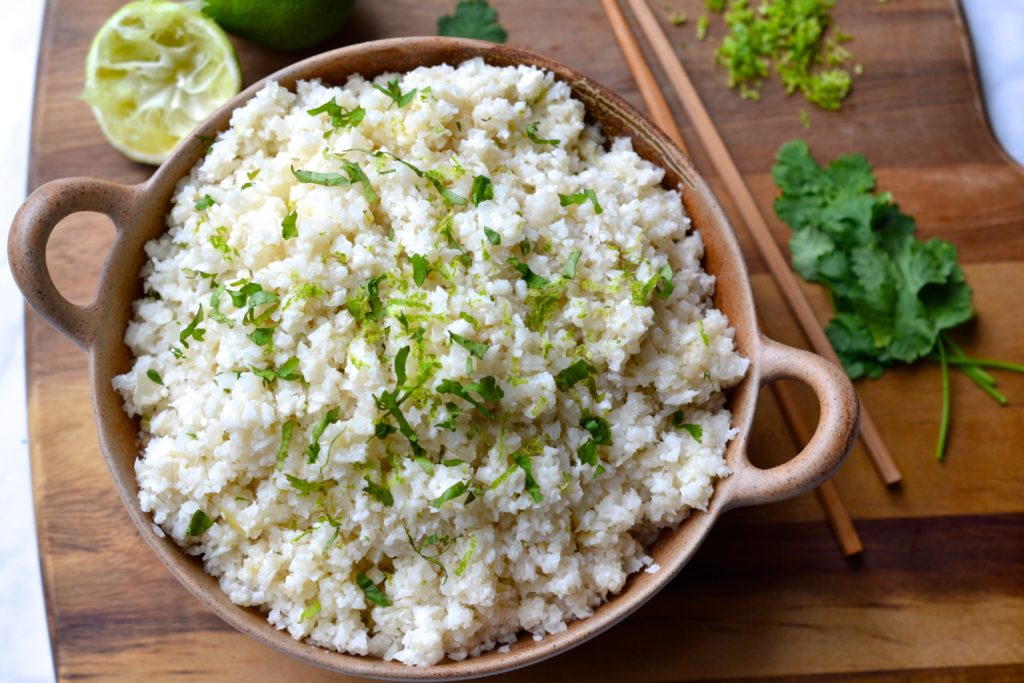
[8,37,858,681]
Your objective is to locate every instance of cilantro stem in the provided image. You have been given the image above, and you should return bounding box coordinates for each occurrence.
[935,336,950,461]
[940,357,1024,374]
[942,336,996,386]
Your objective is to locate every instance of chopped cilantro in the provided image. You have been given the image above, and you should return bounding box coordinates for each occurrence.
[449,331,489,359]
[248,327,274,346]
[578,412,612,474]
[554,360,597,392]
[363,476,394,507]
[682,423,703,442]
[483,226,501,245]
[356,572,392,607]
[562,250,582,279]
[698,320,710,346]
[372,78,417,109]
[436,377,502,419]
[291,166,348,186]
[305,408,340,464]
[253,356,302,385]
[519,238,532,256]
[186,509,213,536]
[179,305,206,348]
[507,256,550,289]
[525,279,567,332]
[559,188,603,214]
[411,254,431,286]
[299,599,320,622]
[146,369,164,385]
[275,420,297,471]
[285,474,333,496]
[346,274,387,322]
[438,0,508,42]
[209,284,233,327]
[430,481,470,508]
[512,451,544,503]
[525,122,559,147]
[632,264,674,304]
[209,226,237,258]
[281,210,298,239]
[426,170,467,206]
[194,194,215,211]
[307,97,365,134]
[471,175,494,205]
[404,524,454,581]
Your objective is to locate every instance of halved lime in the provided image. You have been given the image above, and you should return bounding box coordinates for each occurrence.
[83,0,242,165]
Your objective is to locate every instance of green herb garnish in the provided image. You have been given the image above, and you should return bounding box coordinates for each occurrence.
[248,327,273,346]
[281,210,298,239]
[285,474,333,496]
[772,139,1022,459]
[411,254,431,286]
[578,412,612,475]
[559,189,603,214]
[484,226,501,245]
[404,524,454,581]
[275,420,297,471]
[363,476,394,507]
[372,78,417,109]
[253,356,302,385]
[179,305,206,348]
[346,274,387,322]
[146,369,164,385]
[194,194,215,211]
[186,509,214,536]
[307,97,366,133]
[507,256,550,289]
[554,360,597,392]
[512,451,543,503]
[562,250,581,279]
[471,175,494,205]
[209,284,234,327]
[525,122,559,147]
[355,572,392,607]
[632,264,674,304]
[438,0,508,42]
[449,331,489,359]
[436,377,503,419]
[305,408,340,464]
[430,481,470,508]
[291,166,349,186]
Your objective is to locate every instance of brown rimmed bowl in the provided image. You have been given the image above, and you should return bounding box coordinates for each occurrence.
[8,37,859,681]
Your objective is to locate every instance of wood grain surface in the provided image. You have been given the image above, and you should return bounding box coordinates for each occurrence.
[24,0,1024,680]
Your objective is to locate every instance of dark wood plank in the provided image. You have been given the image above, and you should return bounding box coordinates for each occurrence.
[24,0,1024,680]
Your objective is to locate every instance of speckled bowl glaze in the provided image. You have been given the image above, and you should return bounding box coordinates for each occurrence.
[8,37,859,681]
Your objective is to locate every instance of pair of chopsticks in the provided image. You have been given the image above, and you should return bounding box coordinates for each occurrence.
[601,0,899,556]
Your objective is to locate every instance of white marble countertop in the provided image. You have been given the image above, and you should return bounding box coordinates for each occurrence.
[1,2,1021,680]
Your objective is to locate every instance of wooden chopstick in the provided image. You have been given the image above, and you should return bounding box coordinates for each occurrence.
[602,0,863,555]
[619,0,901,486]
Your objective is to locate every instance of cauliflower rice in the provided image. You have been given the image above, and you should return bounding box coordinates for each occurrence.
[114,59,748,666]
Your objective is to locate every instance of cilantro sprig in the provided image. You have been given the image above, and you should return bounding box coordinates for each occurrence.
[578,412,612,476]
[307,97,366,135]
[372,78,417,109]
[559,188,603,214]
[772,139,1023,459]
[438,0,508,43]
[355,572,392,607]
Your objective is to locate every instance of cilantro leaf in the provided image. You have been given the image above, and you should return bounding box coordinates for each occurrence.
[373,78,417,109]
[194,194,215,211]
[454,534,477,576]
[483,226,501,245]
[772,139,975,379]
[291,166,349,186]
[525,122,559,147]
[186,509,213,536]
[449,331,489,359]
[275,420,297,471]
[554,360,597,392]
[346,274,387,322]
[559,188,603,214]
[471,175,494,205]
[411,254,430,286]
[507,256,550,289]
[307,97,365,134]
[363,476,394,507]
[562,250,582,279]
[209,284,234,328]
[512,451,543,503]
[305,408,340,463]
[146,369,164,385]
[438,0,508,43]
[299,599,320,622]
[248,327,274,346]
[281,210,298,239]
[179,305,206,348]
[356,571,392,607]
[429,481,469,508]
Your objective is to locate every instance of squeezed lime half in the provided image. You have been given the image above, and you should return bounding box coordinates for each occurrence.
[84,0,242,165]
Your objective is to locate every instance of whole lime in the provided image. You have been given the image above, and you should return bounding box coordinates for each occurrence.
[203,0,356,51]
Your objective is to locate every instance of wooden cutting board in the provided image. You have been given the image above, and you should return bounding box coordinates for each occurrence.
[25,0,1024,680]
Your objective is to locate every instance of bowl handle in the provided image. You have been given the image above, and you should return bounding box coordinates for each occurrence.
[728,335,861,508]
[8,177,137,350]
